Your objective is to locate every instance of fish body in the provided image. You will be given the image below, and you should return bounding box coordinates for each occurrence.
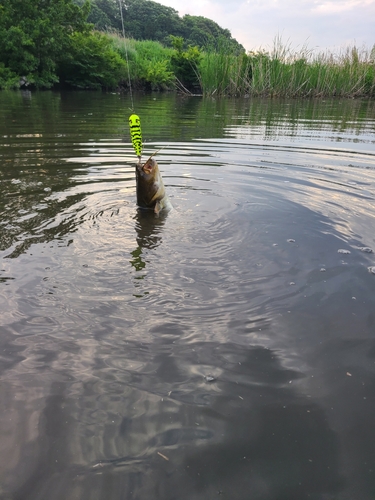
[135,157,172,215]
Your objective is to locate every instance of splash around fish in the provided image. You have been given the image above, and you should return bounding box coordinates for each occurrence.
[135,156,172,215]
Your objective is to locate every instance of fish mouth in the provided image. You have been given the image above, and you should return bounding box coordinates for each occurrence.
[142,162,153,174]
[142,157,156,174]
[140,151,160,175]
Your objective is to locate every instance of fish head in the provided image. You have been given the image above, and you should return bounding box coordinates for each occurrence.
[142,157,159,176]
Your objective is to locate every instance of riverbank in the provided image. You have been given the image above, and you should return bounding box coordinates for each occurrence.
[93,34,375,98]
[1,31,374,98]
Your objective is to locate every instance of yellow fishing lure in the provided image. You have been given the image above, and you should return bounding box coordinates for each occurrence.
[129,114,142,161]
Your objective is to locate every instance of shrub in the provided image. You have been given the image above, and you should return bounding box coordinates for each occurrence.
[58,31,127,89]
[107,34,175,90]
[0,64,21,89]
[169,36,202,91]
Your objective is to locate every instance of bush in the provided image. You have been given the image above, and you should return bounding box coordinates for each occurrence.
[169,36,202,91]
[107,34,175,90]
[58,31,127,89]
[0,64,20,89]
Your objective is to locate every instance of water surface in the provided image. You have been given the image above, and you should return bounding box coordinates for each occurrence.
[1,91,375,499]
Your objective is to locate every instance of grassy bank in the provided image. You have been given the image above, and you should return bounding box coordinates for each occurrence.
[198,40,375,98]
[1,24,374,98]
[111,34,375,98]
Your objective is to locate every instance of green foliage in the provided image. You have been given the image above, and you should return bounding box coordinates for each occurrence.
[0,64,20,90]
[0,0,90,88]
[169,36,202,91]
[198,38,375,98]
[179,15,243,54]
[141,59,174,90]
[131,40,174,89]
[122,0,182,43]
[107,34,175,90]
[198,48,252,96]
[0,0,128,90]
[1,0,374,97]
[89,0,120,29]
[73,0,244,53]
[363,65,375,95]
[58,31,127,89]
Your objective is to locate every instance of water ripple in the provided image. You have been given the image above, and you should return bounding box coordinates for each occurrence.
[1,93,375,499]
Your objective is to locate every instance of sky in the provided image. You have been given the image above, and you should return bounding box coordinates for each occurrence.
[157,0,375,54]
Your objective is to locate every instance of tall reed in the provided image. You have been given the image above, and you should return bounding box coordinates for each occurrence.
[106,32,375,97]
[198,38,375,98]
[198,40,252,96]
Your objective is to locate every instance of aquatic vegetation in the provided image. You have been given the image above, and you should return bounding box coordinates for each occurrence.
[198,50,252,96]
[198,38,375,98]
[110,34,375,98]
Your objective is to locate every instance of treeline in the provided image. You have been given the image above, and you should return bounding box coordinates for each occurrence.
[73,0,244,53]
[1,0,374,97]
[0,0,243,91]
[0,0,126,89]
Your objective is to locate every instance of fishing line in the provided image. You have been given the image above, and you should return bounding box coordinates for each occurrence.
[118,0,143,161]
[118,0,134,112]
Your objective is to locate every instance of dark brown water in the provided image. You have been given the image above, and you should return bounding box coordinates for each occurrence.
[1,90,375,500]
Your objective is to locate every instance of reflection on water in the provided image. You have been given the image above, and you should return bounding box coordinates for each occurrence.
[131,209,167,296]
[0,91,375,499]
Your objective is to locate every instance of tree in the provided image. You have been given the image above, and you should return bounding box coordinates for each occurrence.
[121,0,182,42]
[180,15,244,54]
[0,0,89,87]
[73,0,244,53]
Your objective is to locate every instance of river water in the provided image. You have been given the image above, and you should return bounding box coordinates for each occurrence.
[1,91,375,499]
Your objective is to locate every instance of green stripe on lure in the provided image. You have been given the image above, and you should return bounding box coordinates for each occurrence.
[129,114,142,161]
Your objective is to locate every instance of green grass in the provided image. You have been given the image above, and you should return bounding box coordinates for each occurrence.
[198,38,375,98]
[197,51,250,96]
[102,33,375,98]
[107,32,175,90]
[1,23,373,96]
